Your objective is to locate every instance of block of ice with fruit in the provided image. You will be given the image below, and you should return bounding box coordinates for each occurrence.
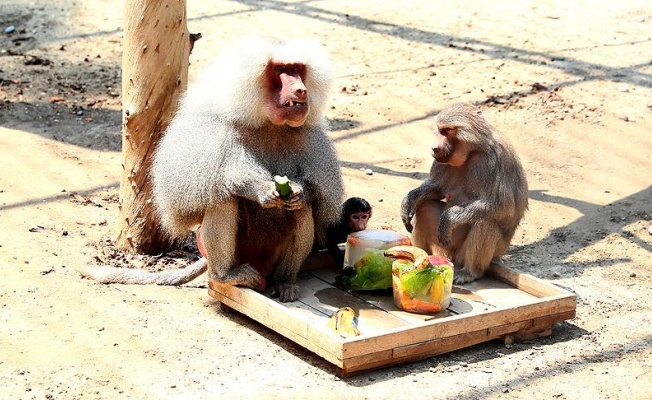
[385,246,454,314]
[341,229,411,290]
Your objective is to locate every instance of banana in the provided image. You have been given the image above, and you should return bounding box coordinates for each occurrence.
[328,307,361,338]
[384,245,428,261]
[385,245,430,271]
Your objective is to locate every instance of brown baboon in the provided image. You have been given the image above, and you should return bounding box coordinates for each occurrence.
[401,103,528,284]
[81,37,344,302]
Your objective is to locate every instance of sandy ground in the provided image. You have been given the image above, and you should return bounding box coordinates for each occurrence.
[1,1,651,399]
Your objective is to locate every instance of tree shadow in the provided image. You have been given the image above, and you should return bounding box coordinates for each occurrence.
[340,160,430,181]
[0,101,122,151]
[0,183,118,213]
[4,0,648,152]
[328,117,361,132]
[231,0,652,89]
[0,1,123,152]
[511,186,652,278]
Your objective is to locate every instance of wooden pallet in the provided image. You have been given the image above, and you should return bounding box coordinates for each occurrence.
[208,261,576,377]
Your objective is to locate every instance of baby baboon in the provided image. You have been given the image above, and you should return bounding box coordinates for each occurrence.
[321,197,372,266]
[401,103,528,284]
[82,37,344,302]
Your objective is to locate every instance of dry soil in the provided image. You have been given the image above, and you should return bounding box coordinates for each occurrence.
[1,1,651,399]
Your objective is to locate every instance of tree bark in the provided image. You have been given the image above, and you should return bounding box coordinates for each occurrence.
[116,0,190,253]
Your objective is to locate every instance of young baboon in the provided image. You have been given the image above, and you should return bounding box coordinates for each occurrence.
[321,197,372,266]
[401,103,528,284]
[81,37,344,302]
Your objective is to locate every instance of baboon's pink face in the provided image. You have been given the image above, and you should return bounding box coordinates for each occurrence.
[432,123,469,167]
[265,62,310,127]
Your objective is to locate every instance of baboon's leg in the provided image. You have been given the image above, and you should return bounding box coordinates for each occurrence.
[201,200,263,289]
[272,205,314,302]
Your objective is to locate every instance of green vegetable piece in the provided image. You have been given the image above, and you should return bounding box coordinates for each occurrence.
[274,175,292,198]
[401,267,436,299]
[342,249,393,290]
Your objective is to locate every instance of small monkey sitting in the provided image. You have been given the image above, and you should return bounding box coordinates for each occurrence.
[320,197,373,266]
[401,103,528,284]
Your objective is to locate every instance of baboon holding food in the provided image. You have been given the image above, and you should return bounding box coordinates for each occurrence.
[82,37,344,302]
[401,103,528,284]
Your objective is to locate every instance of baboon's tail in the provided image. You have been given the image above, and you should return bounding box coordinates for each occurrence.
[78,258,208,285]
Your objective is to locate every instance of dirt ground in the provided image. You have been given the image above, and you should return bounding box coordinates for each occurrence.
[1,1,651,399]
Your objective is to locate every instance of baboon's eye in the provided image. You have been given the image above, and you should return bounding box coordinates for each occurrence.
[440,127,453,136]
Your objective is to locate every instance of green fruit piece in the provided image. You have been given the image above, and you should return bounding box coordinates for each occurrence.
[401,267,434,299]
[274,175,292,198]
[342,249,393,290]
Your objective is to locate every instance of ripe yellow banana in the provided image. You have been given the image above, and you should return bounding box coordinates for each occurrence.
[328,307,360,338]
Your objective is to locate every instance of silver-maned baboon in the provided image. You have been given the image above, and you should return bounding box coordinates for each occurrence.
[81,37,343,302]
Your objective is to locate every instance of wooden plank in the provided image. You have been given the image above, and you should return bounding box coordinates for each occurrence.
[454,277,540,308]
[310,266,506,322]
[308,267,450,324]
[341,310,575,376]
[309,260,574,311]
[308,266,341,284]
[211,276,575,358]
[500,310,576,342]
[297,272,410,333]
[209,281,346,365]
[342,327,496,375]
[488,262,571,298]
[310,266,542,317]
[340,293,576,358]
[449,287,497,315]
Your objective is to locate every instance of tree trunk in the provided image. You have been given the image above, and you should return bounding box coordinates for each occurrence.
[116,0,190,254]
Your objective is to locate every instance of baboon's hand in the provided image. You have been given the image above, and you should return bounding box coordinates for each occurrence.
[261,180,306,210]
[400,196,415,233]
[438,209,454,247]
[281,181,306,211]
[260,182,285,208]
